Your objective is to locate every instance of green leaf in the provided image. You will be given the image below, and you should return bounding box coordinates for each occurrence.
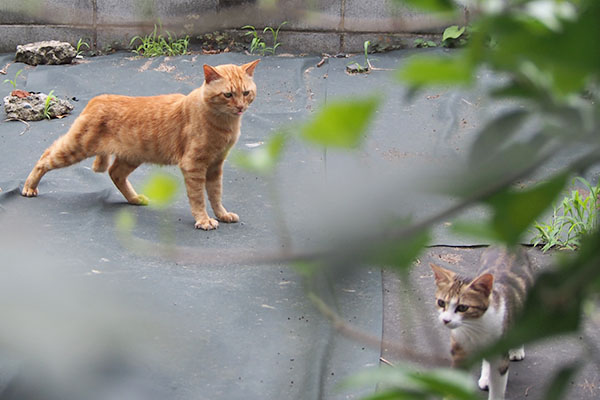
[451,220,499,243]
[115,209,136,232]
[343,366,478,400]
[408,368,478,399]
[371,229,430,270]
[485,173,568,245]
[141,171,179,208]
[469,109,531,166]
[443,25,465,41]
[361,392,425,400]
[301,96,380,148]
[543,364,580,400]
[233,131,287,174]
[292,261,321,278]
[394,0,456,13]
[397,55,473,87]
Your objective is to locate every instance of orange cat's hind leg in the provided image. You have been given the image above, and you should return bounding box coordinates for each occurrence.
[92,155,110,172]
[22,136,91,197]
[108,157,148,205]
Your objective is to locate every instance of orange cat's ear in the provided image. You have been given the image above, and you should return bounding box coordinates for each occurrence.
[242,59,260,77]
[203,65,222,84]
[430,263,455,286]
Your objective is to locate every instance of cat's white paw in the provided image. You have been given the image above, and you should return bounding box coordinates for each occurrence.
[478,375,489,391]
[509,346,525,361]
[195,217,219,230]
[479,360,490,391]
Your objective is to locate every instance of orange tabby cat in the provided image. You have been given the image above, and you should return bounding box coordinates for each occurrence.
[22,60,259,230]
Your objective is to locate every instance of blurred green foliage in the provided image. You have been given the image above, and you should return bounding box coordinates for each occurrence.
[141,171,179,208]
[236,0,600,398]
[121,0,600,397]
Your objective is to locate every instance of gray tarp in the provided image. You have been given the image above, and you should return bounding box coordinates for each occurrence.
[1,50,597,400]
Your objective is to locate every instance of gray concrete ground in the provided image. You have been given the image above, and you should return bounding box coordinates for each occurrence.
[0,49,598,399]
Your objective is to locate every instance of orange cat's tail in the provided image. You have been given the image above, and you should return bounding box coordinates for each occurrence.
[92,155,110,172]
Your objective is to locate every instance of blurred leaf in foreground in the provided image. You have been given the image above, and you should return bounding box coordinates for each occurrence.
[141,171,179,208]
[115,209,136,232]
[393,0,456,13]
[396,55,474,87]
[234,131,288,175]
[542,364,580,400]
[344,365,478,400]
[485,173,568,245]
[301,96,380,148]
[371,228,430,271]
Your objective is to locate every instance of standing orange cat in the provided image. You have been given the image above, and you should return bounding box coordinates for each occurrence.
[22,60,259,230]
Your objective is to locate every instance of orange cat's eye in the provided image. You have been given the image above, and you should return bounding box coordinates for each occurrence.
[456,304,469,312]
[437,299,446,308]
[243,90,250,96]
[223,92,233,98]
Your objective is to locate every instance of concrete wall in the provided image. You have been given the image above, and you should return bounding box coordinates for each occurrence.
[0,0,466,54]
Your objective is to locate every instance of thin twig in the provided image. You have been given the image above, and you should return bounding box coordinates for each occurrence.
[119,144,600,271]
[17,119,31,135]
[366,59,393,72]
[308,292,447,366]
[380,357,395,367]
[525,385,534,397]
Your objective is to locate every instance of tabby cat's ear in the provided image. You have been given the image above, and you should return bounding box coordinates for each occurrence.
[469,273,494,297]
[203,65,222,84]
[242,59,260,77]
[430,263,455,286]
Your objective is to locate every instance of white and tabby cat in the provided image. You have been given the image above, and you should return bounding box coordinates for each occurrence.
[430,247,534,400]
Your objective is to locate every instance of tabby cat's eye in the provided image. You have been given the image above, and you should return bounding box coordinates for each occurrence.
[223,92,233,98]
[456,304,469,312]
[242,90,250,96]
[437,299,446,308]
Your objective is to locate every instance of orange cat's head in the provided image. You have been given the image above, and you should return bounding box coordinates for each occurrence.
[202,60,260,117]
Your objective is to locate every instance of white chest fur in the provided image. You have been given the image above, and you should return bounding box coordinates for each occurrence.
[451,298,506,353]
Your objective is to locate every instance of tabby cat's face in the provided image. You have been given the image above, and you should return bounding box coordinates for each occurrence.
[430,264,494,330]
[202,60,259,117]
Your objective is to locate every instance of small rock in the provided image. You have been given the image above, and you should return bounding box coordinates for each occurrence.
[3,92,73,121]
[346,62,369,74]
[15,41,76,66]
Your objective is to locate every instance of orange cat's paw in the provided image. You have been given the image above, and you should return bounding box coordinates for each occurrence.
[22,186,38,197]
[130,194,149,206]
[195,217,219,230]
[217,212,239,223]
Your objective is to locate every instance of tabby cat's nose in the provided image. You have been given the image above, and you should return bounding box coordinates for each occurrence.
[443,318,451,325]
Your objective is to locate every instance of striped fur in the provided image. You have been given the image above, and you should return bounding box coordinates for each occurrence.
[22,60,259,230]
[431,247,533,400]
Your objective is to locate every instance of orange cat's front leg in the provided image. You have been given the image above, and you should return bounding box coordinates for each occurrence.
[206,161,239,224]
[180,163,218,230]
